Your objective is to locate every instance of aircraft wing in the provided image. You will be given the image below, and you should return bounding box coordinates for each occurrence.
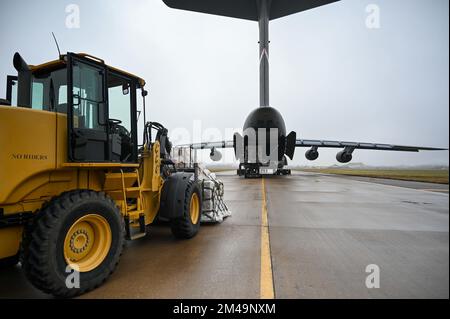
[162,0,340,21]
[174,139,446,165]
[179,139,447,151]
[295,139,447,152]
[179,141,234,150]
[173,141,233,162]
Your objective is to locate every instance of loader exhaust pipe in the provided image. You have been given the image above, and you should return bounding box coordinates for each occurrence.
[13,52,30,72]
[13,52,31,108]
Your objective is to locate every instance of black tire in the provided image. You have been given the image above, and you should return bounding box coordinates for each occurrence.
[0,253,19,268]
[21,190,125,298]
[170,180,202,239]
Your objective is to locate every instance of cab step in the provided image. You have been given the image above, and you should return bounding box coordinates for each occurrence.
[103,172,139,190]
[107,187,142,200]
[124,214,146,240]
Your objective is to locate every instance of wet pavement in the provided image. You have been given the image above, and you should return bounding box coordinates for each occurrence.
[0,172,448,298]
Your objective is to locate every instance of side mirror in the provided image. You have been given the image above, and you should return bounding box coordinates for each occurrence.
[142,89,148,97]
[98,103,107,126]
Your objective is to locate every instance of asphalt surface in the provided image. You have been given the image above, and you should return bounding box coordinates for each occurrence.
[312,173,449,193]
[0,171,448,299]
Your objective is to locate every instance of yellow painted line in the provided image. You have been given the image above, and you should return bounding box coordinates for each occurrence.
[260,178,275,299]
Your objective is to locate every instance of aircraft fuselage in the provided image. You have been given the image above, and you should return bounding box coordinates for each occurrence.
[233,106,296,177]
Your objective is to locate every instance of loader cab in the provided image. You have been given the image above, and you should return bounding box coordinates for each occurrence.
[67,53,141,163]
[7,52,144,164]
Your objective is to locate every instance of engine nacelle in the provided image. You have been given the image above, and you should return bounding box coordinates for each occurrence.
[210,147,222,162]
[305,149,319,161]
[336,150,352,163]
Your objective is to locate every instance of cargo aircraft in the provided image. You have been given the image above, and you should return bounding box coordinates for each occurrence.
[163,0,446,177]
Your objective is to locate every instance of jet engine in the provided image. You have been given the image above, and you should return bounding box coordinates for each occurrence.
[305,148,319,161]
[210,147,222,161]
[336,150,352,163]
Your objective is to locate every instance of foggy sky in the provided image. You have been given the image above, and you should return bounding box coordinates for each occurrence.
[0,0,448,166]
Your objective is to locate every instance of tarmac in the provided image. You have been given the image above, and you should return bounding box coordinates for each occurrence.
[0,171,448,299]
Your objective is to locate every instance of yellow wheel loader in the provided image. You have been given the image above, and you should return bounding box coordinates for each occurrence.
[0,52,202,297]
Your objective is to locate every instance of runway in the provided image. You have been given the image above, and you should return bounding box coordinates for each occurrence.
[0,172,448,298]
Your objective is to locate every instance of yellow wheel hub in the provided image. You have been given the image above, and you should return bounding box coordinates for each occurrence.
[189,192,200,224]
[63,214,112,272]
